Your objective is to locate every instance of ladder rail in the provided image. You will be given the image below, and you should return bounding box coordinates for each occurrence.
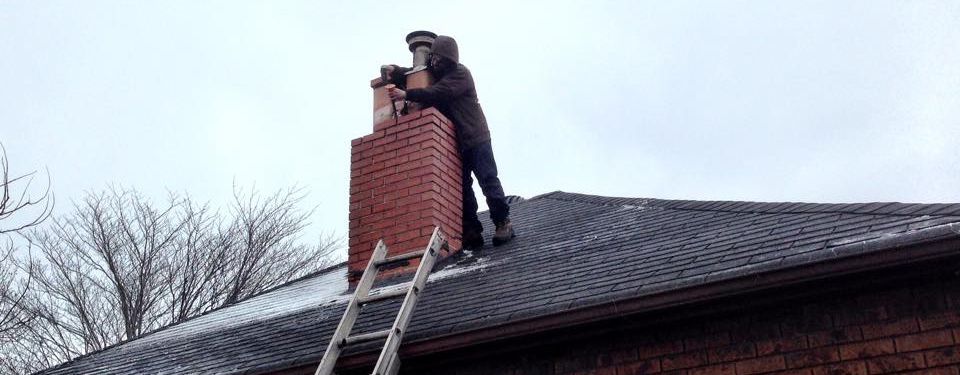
[314,240,389,375]
[370,227,445,375]
[314,227,446,375]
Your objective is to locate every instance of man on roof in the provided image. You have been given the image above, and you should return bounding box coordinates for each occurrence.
[382,35,515,249]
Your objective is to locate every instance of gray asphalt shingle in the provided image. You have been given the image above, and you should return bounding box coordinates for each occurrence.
[35,191,960,375]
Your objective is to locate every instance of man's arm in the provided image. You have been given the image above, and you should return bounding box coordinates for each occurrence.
[404,68,472,106]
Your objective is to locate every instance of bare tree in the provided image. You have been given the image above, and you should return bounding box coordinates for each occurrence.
[27,189,179,355]
[0,143,54,375]
[13,184,338,374]
[0,241,34,341]
[219,185,334,305]
[1,143,54,235]
[163,187,339,322]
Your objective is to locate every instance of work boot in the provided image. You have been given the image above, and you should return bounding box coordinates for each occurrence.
[462,230,484,250]
[492,219,515,246]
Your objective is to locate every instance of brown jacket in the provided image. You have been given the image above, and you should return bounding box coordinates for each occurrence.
[390,64,491,151]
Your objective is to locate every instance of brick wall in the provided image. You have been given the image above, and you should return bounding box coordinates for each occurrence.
[405,275,960,375]
[348,107,462,281]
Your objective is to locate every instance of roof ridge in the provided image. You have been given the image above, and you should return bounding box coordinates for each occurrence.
[534,191,960,217]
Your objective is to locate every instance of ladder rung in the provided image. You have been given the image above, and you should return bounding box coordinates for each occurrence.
[342,329,391,347]
[374,250,425,267]
[357,288,408,305]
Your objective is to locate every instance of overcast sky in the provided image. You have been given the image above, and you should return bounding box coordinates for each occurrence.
[3,1,959,246]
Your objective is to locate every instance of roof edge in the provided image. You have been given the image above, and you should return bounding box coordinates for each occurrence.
[326,223,960,371]
[536,191,960,217]
[33,261,349,375]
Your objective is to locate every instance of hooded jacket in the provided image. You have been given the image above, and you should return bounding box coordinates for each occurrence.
[389,36,491,151]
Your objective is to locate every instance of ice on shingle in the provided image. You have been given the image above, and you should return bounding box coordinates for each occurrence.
[123,252,502,350]
[125,267,350,349]
[429,250,503,281]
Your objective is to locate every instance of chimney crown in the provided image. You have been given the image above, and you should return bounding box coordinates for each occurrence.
[405,30,437,68]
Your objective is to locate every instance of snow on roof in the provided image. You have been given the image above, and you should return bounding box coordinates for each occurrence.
[125,268,351,349]
[122,251,500,350]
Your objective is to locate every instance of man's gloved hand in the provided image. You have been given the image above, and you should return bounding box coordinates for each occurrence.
[380,65,395,83]
[387,86,406,101]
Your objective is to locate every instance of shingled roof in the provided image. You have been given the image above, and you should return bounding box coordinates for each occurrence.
[36,191,960,375]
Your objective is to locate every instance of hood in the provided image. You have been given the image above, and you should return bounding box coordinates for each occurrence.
[431,35,459,64]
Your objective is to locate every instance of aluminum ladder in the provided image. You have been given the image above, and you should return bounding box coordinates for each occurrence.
[314,227,447,375]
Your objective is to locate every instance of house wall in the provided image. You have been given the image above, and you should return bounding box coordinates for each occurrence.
[400,273,960,375]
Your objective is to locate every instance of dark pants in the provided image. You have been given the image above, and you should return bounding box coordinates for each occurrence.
[461,141,510,233]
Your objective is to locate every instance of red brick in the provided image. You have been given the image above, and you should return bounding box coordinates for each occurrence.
[839,339,895,360]
[348,206,372,220]
[372,134,398,148]
[371,201,396,214]
[662,351,707,370]
[353,140,375,154]
[358,214,382,227]
[731,321,781,341]
[351,137,362,146]
[395,130,426,146]
[384,121,410,135]
[372,218,400,231]
[395,194,423,207]
[394,109,423,124]
[637,341,683,359]
[709,342,756,362]
[396,142,423,157]
[555,356,591,374]
[735,356,786,375]
[785,347,840,368]
[770,370,812,375]
[371,149,398,164]
[862,318,919,339]
[394,177,423,191]
[410,165,442,180]
[359,178,383,193]
[350,150,365,163]
[397,158,427,173]
[808,328,862,348]
[896,329,955,352]
[357,230,382,244]
[598,348,638,366]
[383,136,411,152]
[360,130,385,143]
[925,347,960,366]
[370,166,397,182]
[384,153,412,169]
[810,361,867,375]
[593,366,618,375]
[781,307,833,335]
[685,333,731,351]
[688,363,734,375]
[898,367,959,375]
[864,353,924,373]
[919,311,960,330]
[759,335,808,356]
[406,148,443,163]
[615,359,660,375]
[410,132,443,144]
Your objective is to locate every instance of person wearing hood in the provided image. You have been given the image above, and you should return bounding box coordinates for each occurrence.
[382,35,515,249]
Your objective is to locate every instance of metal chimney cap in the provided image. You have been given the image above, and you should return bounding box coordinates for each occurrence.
[406,30,437,52]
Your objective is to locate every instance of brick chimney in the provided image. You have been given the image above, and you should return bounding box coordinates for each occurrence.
[348,31,462,282]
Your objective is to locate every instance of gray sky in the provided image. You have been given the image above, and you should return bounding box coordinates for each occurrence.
[3,1,959,245]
